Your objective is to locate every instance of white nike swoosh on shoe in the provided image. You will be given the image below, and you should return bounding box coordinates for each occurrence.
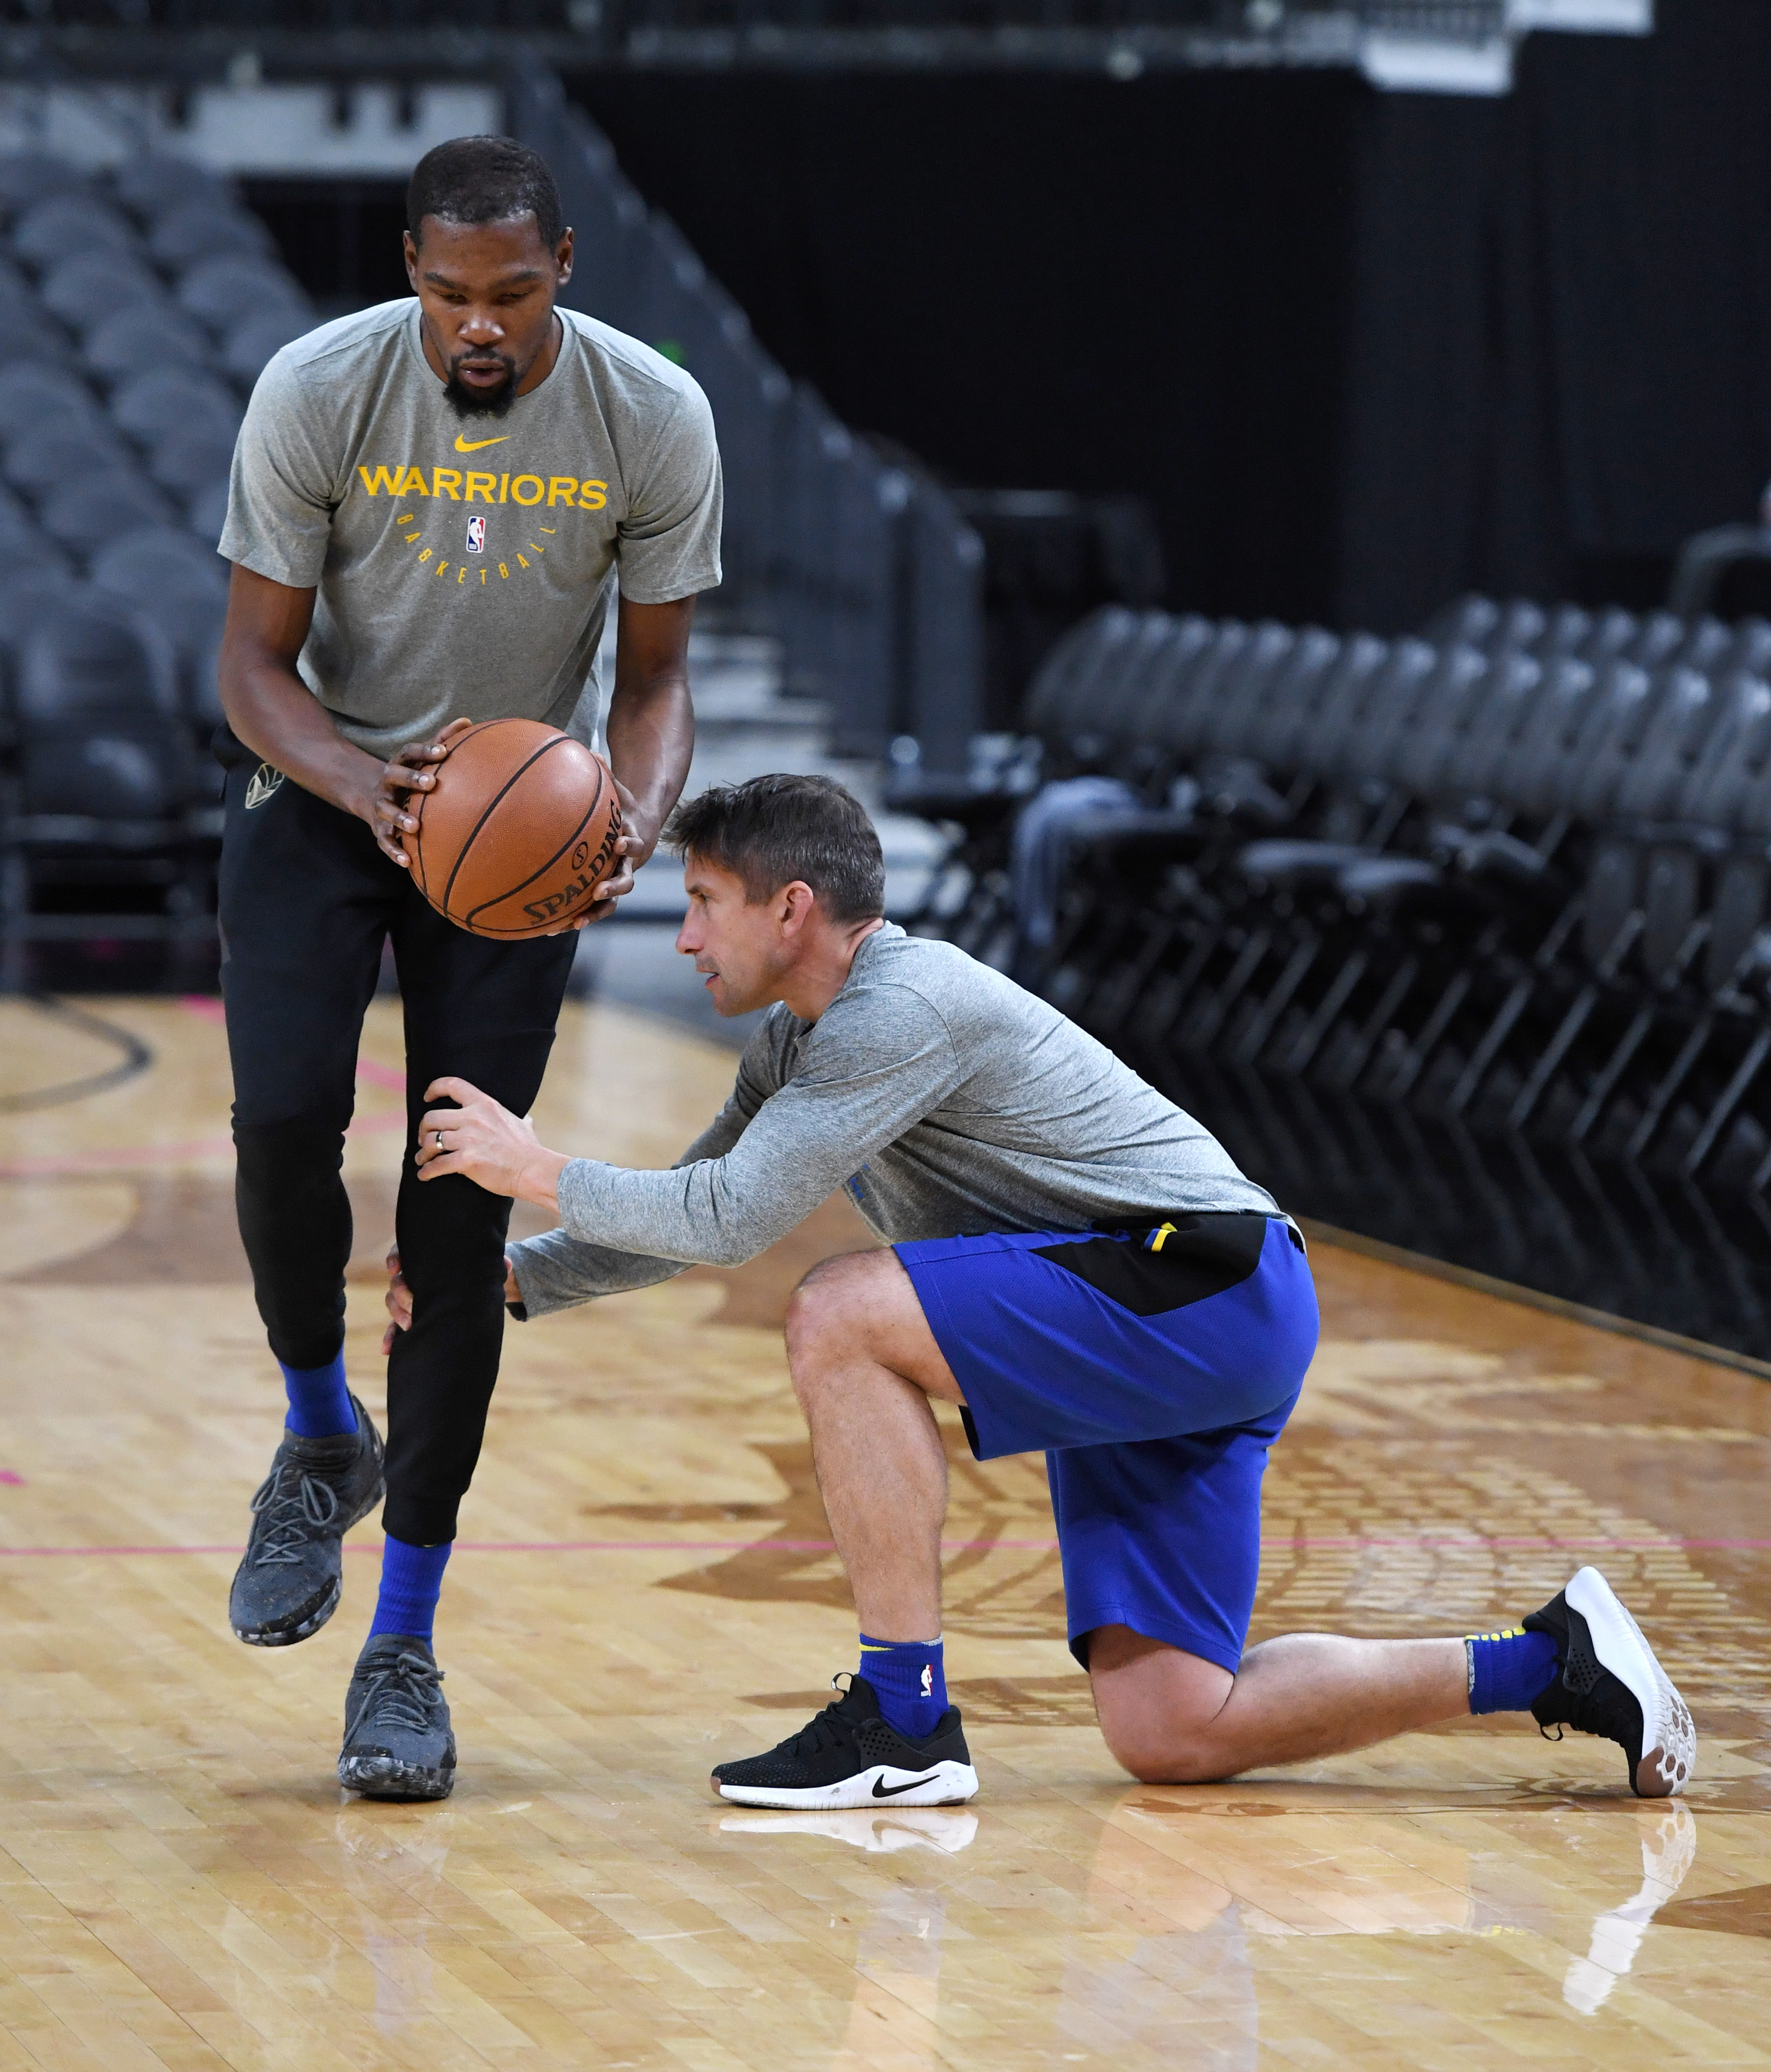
[715,1760,980,1810]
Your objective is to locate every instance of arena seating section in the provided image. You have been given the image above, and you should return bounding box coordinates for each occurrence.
[917,597,1771,1203]
[0,150,315,978]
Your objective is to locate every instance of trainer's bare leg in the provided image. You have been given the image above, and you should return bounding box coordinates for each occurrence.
[785,1250,1471,1780]
[1088,1627,1469,1784]
[783,1249,964,1641]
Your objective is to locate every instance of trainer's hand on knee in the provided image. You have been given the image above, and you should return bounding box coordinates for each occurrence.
[367,718,475,867]
[381,1245,411,1354]
[416,1077,571,1210]
[383,1245,521,1349]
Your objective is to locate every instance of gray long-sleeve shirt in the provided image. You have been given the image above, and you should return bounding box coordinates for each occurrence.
[508,924,1278,1317]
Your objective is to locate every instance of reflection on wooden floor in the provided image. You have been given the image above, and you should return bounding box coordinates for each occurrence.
[2,991,1769,2069]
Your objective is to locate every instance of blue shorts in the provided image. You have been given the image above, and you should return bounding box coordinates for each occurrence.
[896,1213,1318,1674]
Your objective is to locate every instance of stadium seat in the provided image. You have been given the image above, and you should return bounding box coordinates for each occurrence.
[121,588,229,719]
[0,366,103,441]
[189,621,225,729]
[84,535,229,729]
[187,477,231,544]
[109,367,242,445]
[40,476,177,555]
[178,256,309,334]
[12,197,140,267]
[0,566,88,639]
[149,202,275,269]
[0,484,67,559]
[223,307,315,386]
[112,155,235,218]
[1,256,59,328]
[91,525,228,605]
[85,306,216,385]
[146,429,237,507]
[40,253,170,331]
[3,423,134,498]
[0,154,87,210]
[21,728,194,821]
[17,602,181,726]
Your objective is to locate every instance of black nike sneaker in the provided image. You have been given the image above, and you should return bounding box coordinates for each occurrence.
[338,1634,457,1801]
[1525,1566,1695,1798]
[712,1674,979,1810]
[228,1397,385,1646]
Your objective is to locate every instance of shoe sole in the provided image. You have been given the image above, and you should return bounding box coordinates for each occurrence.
[1567,1565,1695,1798]
[714,1759,979,1810]
[229,1473,386,1647]
[338,1752,456,1802]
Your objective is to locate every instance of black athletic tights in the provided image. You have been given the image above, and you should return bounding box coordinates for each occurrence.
[218,743,577,1546]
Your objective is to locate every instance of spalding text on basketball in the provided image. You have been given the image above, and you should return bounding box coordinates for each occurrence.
[522,818,624,924]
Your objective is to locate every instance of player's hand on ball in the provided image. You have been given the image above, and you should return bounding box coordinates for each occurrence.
[415,1077,572,1209]
[382,1243,520,1351]
[369,717,475,867]
[573,773,645,927]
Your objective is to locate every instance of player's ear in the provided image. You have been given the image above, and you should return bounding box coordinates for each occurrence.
[779,881,816,933]
[556,227,573,284]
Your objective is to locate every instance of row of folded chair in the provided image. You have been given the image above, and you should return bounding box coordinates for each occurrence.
[0,153,293,973]
[909,595,1771,1188]
[0,152,311,574]
[0,522,231,976]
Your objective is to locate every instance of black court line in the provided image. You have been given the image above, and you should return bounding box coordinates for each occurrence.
[0,996,155,1117]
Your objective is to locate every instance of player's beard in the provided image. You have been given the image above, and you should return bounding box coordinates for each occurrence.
[442,351,520,419]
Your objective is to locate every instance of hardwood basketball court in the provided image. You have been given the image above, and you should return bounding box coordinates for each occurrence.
[2,992,1768,2069]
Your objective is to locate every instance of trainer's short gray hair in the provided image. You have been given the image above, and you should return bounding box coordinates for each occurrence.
[664,773,886,924]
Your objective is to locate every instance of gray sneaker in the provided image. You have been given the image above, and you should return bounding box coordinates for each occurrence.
[228,1396,385,1646]
[338,1633,457,1800]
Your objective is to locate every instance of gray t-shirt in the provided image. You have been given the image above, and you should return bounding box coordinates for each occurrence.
[508,925,1279,1317]
[219,298,723,757]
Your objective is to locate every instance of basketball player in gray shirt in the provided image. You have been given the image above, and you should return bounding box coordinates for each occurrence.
[215,134,721,1801]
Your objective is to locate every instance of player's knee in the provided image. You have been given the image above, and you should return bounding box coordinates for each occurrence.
[1095,1701,1237,1785]
[1089,1631,1241,1784]
[1107,1731,1236,1786]
[785,1254,880,1369]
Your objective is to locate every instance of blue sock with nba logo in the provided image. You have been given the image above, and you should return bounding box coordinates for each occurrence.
[1466,1626,1560,1714]
[859,1633,947,1740]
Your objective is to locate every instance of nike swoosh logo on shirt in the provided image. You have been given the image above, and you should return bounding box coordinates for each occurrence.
[454,433,512,452]
[871,1772,938,1799]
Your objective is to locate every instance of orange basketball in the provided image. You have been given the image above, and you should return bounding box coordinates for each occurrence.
[402,719,623,939]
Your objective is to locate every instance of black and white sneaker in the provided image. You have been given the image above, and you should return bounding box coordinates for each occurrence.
[711,1674,979,1810]
[229,1396,385,1646]
[1525,1567,1695,1798]
[338,1634,456,1801]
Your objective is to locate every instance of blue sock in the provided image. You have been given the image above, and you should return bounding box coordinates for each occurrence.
[279,1351,355,1439]
[859,1632,947,1740]
[1467,1626,1561,1714]
[370,1537,452,1646]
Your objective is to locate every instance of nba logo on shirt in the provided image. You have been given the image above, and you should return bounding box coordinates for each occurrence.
[465,515,487,556]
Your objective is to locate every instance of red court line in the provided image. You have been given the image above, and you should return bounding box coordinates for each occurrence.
[1,1535,1767,1558]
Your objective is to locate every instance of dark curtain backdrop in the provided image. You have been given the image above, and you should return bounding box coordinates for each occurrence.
[567,0,1771,635]
[567,67,1359,625]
